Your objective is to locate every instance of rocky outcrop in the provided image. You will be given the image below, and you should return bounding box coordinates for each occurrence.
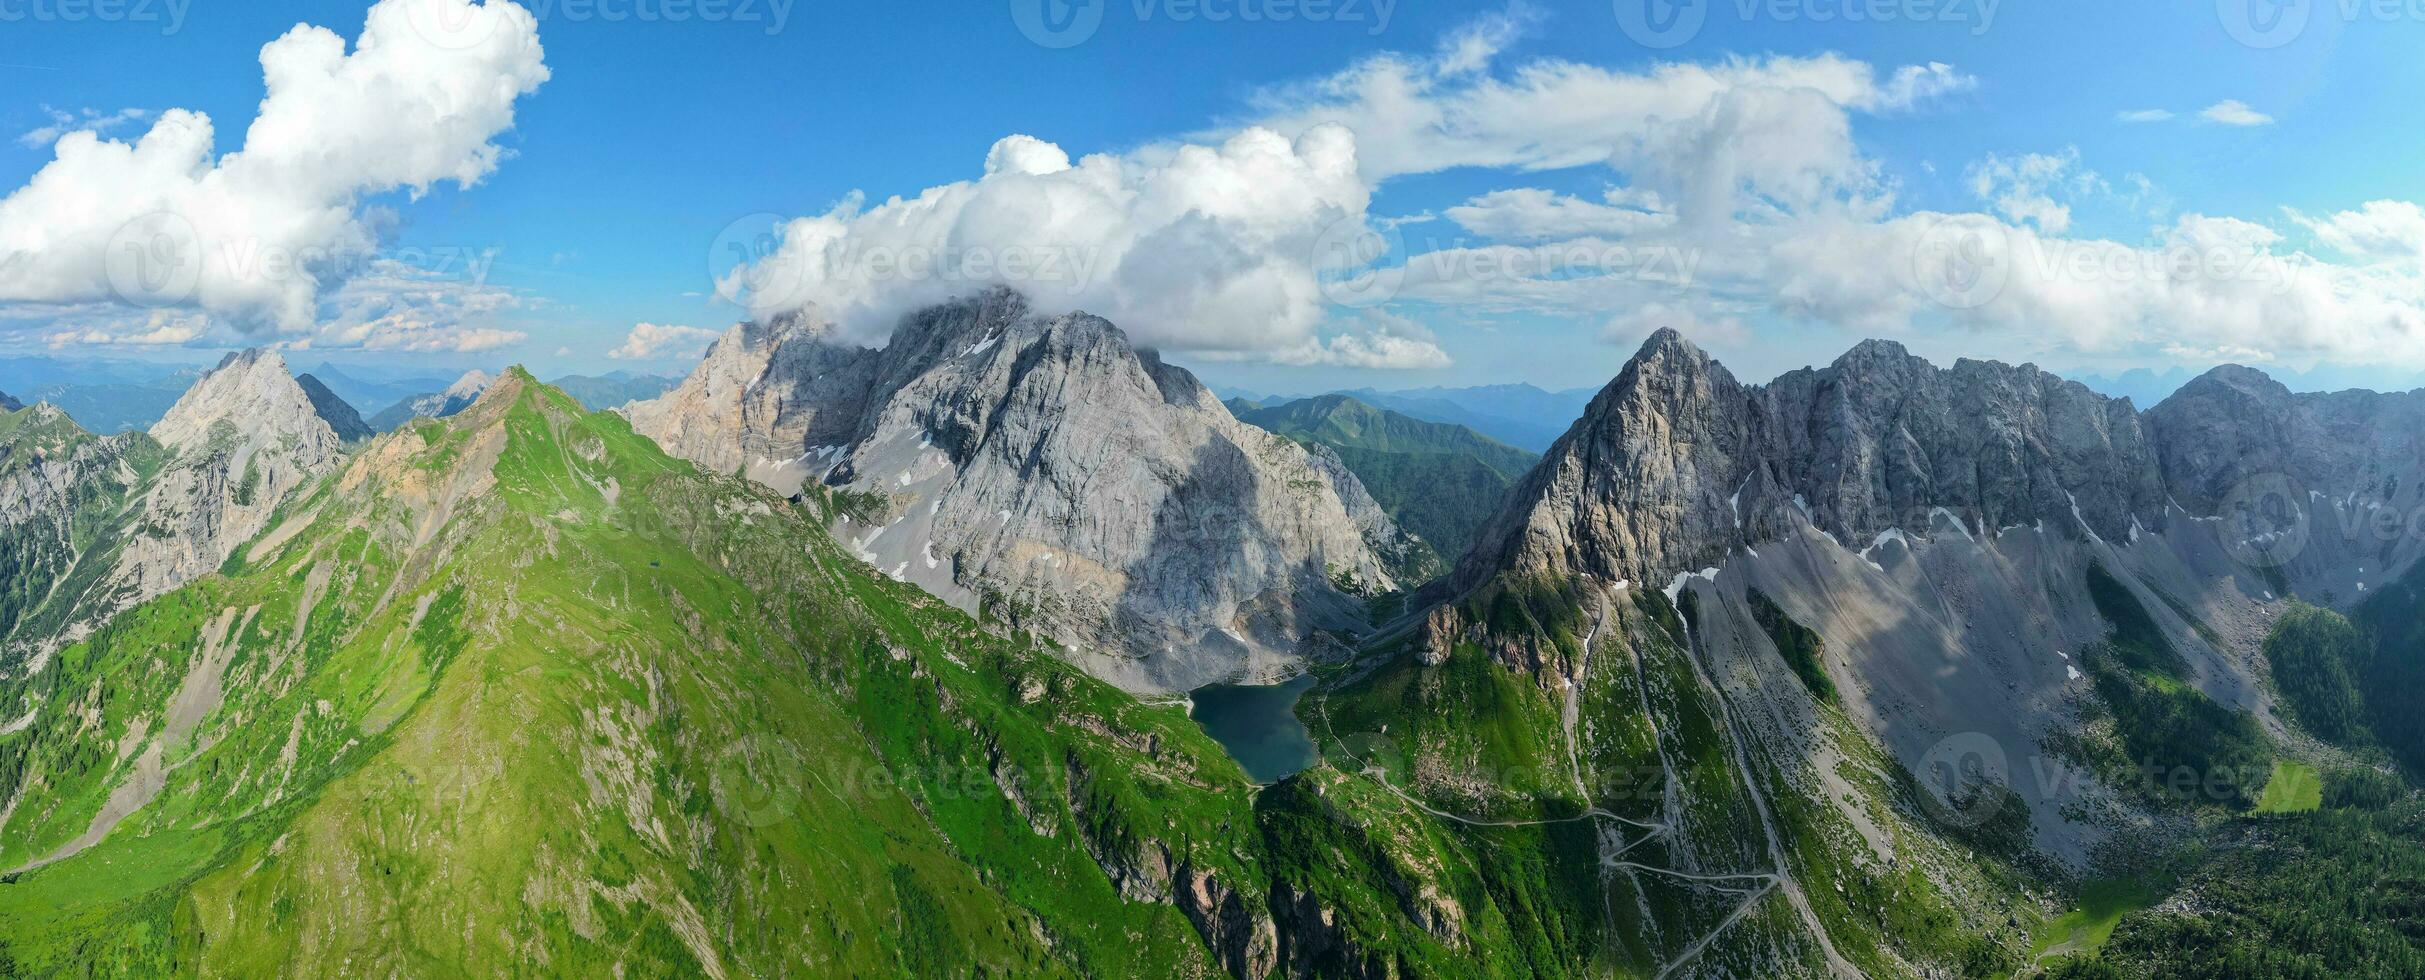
[2145,365,2425,600]
[626,289,1413,692]
[1460,330,2169,592]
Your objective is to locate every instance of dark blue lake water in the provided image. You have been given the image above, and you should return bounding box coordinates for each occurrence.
[1187,674,1318,784]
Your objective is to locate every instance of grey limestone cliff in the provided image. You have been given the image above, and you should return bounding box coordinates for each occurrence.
[627,289,1420,691]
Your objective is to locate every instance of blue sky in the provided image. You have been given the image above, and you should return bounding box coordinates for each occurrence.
[2,0,2422,395]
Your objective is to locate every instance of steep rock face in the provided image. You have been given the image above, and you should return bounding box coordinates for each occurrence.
[627,289,1413,691]
[295,373,373,442]
[2147,366,2425,599]
[1460,331,2168,592]
[116,350,351,598]
[0,389,19,412]
[0,405,159,659]
[1423,329,2425,883]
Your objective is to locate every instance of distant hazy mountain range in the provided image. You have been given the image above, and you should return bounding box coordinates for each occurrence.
[1223,383,1598,452]
[1228,393,1536,574]
[546,371,679,411]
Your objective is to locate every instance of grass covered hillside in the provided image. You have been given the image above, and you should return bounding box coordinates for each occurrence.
[0,372,1296,976]
[1231,394,1538,574]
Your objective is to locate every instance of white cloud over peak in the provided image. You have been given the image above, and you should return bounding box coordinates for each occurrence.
[724,125,1370,357]
[310,257,529,354]
[0,0,548,335]
[610,322,720,361]
[43,310,212,349]
[2200,100,2274,126]
[1602,303,1750,350]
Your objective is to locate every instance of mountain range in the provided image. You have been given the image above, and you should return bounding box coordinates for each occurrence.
[3,295,2423,977]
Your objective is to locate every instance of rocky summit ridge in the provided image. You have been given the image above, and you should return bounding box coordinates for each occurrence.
[1460,329,2171,593]
[1462,327,2425,602]
[627,289,1421,691]
[0,350,351,662]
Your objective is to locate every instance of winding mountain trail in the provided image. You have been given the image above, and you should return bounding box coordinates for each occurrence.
[1667,585,1860,978]
[1306,575,1867,976]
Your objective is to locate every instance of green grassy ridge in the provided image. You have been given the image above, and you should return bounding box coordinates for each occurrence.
[2262,604,2370,744]
[12,372,1841,978]
[1746,589,1836,706]
[0,375,1271,975]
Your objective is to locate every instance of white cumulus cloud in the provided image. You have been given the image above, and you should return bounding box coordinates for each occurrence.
[1264,310,1453,370]
[0,0,548,334]
[724,125,1369,358]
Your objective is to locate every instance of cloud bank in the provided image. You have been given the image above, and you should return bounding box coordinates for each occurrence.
[0,0,547,341]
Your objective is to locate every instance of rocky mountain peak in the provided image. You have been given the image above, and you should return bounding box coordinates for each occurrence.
[149,349,343,461]
[0,389,19,413]
[1459,334,2169,608]
[443,369,496,402]
[627,289,1418,692]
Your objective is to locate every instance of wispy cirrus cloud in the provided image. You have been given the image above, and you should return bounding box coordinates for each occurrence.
[17,106,150,148]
